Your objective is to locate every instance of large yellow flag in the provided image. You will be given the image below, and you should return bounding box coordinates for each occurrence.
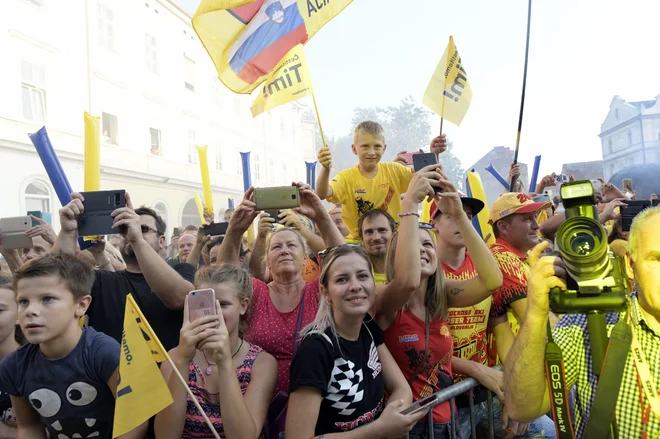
[113,295,172,437]
[193,0,353,94]
[423,36,473,126]
[251,44,312,117]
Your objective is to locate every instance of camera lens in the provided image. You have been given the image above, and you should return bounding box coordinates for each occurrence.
[114,194,121,206]
[556,216,609,281]
[570,232,596,256]
[291,194,297,199]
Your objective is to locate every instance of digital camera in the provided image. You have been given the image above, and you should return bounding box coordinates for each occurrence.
[549,180,629,314]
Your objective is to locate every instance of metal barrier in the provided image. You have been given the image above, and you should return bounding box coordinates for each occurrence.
[407,365,503,439]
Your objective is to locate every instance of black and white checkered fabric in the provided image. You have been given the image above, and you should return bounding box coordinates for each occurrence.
[325,357,365,416]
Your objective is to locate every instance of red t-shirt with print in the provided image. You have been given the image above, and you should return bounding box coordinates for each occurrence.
[488,238,530,318]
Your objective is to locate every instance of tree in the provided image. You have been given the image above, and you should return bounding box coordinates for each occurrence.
[311,96,465,190]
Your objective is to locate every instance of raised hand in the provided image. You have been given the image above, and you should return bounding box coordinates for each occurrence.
[178,296,220,364]
[526,241,568,318]
[403,164,444,205]
[432,180,465,219]
[228,187,259,234]
[198,300,233,366]
[317,146,332,169]
[26,219,57,245]
[600,198,627,223]
[257,213,276,238]
[59,193,85,234]
[430,134,448,154]
[111,193,143,244]
[292,182,325,221]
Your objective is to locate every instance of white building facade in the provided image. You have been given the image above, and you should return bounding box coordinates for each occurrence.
[599,95,660,181]
[0,0,317,235]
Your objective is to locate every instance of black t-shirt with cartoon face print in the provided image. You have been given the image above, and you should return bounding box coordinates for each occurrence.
[290,319,385,436]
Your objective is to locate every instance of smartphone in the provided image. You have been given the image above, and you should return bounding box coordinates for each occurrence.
[204,222,229,236]
[0,216,33,250]
[412,153,443,193]
[401,394,439,416]
[188,288,216,322]
[78,190,126,237]
[265,209,281,221]
[401,152,420,167]
[254,186,300,211]
[173,227,180,237]
[621,200,651,232]
[622,178,633,193]
[27,211,42,219]
[555,174,570,184]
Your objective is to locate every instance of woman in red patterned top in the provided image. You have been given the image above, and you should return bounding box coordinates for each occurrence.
[372,168,504,439]
[155,264,278,439]
[215,183,346,395]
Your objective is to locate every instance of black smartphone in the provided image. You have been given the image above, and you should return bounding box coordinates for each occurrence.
[265,209,281,222]
[621,200,651,232]
[173,227,180,237]
[78,190,126,236]
[27,211,42,219]
[204,222,229,236]
[412,152,443,192]
[653,199,660,207]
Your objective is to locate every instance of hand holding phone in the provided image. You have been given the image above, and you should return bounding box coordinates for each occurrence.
[400,394,439,415]
[412,153,443,193]
[254,186,300,211]
[0,216,33,250]
[188,289,217,322]
[78,190,126,236]
[204,222,229,236]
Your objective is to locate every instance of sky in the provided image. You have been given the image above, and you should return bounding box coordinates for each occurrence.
[184,0,660,177]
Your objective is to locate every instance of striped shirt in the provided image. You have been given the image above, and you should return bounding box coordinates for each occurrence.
[552,294,660,437]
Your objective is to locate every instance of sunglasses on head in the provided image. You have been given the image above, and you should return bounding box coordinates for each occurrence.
[317,244,361,267]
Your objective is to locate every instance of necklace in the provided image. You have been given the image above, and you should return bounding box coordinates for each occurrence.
[202,339,245,375]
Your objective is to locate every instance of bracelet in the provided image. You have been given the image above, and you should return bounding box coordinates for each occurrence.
[398,212,420,218]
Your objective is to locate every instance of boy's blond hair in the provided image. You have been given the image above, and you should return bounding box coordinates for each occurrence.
[353,121,385,143]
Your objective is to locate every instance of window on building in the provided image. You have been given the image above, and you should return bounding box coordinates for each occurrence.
[627,130,632,147]
[181,199,201,226]
[268,159,275,183]
[145,33,158,73]
[153,202,168,233]
[215,144,222,171]
[607,139,613,155]
[184,56,195,91]
[149,128,161,156]
[187,130,197,164]
[97,1,115,50]
[21,61,47,124]
[254,154,261,180]
[24,181,51,213]
[101,112,119,145]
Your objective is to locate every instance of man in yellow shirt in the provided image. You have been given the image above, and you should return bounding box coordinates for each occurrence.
[315,121,414,241]
[357,209,396,285]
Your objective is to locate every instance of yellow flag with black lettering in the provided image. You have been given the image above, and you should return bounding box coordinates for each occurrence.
[112,294,172,437]
[250,44,312,117]
[423,36,472,126]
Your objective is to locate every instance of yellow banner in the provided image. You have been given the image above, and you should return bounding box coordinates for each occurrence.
[193,0,352,94]
[251,44,312,117]
[113,294,172,437]
[423,36,472,126]
[126,294,170,363]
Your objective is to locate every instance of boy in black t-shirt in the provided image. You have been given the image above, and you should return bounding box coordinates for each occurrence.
[0,254,134,439]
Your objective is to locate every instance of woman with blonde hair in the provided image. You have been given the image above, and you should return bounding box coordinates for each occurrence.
[372,167,504,439]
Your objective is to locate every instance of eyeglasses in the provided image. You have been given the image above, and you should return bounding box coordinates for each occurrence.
[119,225,159,236]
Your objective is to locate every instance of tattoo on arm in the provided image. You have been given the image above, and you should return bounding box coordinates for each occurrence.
[450,288,464,296]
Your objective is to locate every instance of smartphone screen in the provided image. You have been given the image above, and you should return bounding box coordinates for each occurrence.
[622,178,633,193]
[401,394,438,415]
[188,289,216,322]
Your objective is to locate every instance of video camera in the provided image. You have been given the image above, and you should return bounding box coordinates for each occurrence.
[549,180,630,314]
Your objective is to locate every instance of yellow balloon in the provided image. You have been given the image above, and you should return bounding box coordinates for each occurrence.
[467,171,495,246]
[196,145,214,216]
[194,194,205,224]
[84,113,100,191]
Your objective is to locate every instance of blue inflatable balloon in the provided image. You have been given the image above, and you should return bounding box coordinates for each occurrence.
[228,198,235,209]
[305,161,317,190]
[485,164,511,191]
[29,127,73,205]
[240,152,252,192]
[529,155,542,193]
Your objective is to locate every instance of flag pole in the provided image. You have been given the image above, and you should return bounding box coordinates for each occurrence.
[439,35,451,137]
[440,118,444,136]
[312,91,327,150]
[167,360,222,439]
[510,0,532,192]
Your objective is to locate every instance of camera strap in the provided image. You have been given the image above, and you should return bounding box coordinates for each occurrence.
[629,313,660,420]
[545,322,576,439]
[583,319,631,439]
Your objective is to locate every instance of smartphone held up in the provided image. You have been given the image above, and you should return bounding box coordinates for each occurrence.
[188,289,217,322]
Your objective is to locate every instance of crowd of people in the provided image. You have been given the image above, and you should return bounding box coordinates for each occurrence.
[0,120,658,439]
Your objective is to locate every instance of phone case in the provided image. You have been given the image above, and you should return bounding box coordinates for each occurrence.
[412,153,438,173]
[204,222,229,236]
[401,395,439,415]
[188,289,216,322]
[78,190,126,237]
[0,216,32,233]
[254,187,300,211]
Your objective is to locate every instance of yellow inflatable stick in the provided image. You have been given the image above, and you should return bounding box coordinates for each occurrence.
[194,194,205,224]
[84,112,100,191]
[466,171,495,246]
[196,145,214,216]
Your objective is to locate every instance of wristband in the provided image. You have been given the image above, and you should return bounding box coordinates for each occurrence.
[398,212,420,218]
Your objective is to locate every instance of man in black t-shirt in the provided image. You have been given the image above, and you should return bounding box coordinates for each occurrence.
[54,192,195,351]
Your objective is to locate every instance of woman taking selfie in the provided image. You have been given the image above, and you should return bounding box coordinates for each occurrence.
[216,183,345,395]
[155,265,277,439]
[285,245,426,439]
[373,167,503,439]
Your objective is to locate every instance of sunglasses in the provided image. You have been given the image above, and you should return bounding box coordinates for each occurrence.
[317,244,361,267]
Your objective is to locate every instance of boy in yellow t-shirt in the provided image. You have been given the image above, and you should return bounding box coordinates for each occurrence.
[315,121,414,241]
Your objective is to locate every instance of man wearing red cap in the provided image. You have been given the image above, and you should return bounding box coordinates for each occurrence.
[488,192,559,330]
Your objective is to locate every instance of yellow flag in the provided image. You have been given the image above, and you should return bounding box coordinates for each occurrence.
[113,294,172,437]
[126,294,169,363]
[250,44,312,117]
[423,36,472,126]
[193,0,353,94]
